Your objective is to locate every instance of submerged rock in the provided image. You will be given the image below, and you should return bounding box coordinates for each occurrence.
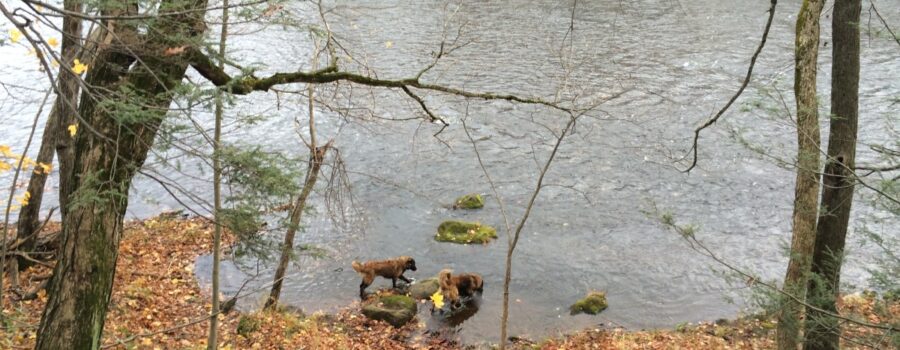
[409,277,440,300]
[435,220,497,244]
[570,291,608,315]
[453,193,484,209]
[361,295,418,327]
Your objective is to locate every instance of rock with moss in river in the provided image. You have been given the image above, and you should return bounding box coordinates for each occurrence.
[434,220,497,244]
[569,291,608,315]
[453,193,484,209]
[361,295,418,327]
[408,277,440,300]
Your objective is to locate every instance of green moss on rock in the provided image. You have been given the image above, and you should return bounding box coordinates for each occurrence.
[453,193,484,209]
[361,295,417,327]
[570,291,608,315]
[408,277,440,300]
[237,315,261,337]
[435,220,497,244]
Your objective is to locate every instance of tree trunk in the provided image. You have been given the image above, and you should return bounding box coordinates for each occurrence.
[804,1,861,349]
[35,1,208,347]
[207,2,228,346]
[264,144,327,309]
[777,1,824,349]
[15,0,83,269]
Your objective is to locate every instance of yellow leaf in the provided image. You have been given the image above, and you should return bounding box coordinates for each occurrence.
[67,123,78,137]
[72,59,88,74]
[0,145,12,157]
[430,291,444,309]
[385,41,393,49]
[16,191,31,206]
[51,59,59,68]
[37,162,52,174]
[9,28,22,43]
[47,37,58,47]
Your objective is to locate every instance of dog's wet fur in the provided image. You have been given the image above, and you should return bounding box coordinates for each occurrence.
[438,269,484,309]
[351,256,417,299]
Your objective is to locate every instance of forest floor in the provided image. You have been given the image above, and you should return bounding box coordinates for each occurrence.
[1,215,897,349]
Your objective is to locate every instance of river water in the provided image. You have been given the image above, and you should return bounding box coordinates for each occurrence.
[2,0,898,344]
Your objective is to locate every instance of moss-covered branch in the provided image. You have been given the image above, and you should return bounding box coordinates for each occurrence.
[188,50,571,112]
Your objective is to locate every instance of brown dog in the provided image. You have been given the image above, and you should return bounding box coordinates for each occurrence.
[438,269,484,309]
[351,256,417,299]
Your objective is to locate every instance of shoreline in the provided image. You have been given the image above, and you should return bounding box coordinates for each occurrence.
[2,215,896,349]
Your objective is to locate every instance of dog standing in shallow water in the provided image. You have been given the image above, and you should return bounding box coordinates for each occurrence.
[438,269,484,309]
[351,256,417,299]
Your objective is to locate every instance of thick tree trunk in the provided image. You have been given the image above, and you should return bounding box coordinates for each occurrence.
[264,144,327,309]
[35,1,208,347]
[803,1,861,349]
[15,0,83,269]
[777,1,824,349]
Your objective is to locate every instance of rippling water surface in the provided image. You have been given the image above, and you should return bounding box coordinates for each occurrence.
[2,0,898,344]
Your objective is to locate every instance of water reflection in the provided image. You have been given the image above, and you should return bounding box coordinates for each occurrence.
[426,294,483,340]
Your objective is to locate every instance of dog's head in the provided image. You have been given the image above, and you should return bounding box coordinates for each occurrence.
[401,256,417,271]
[470,274,484,293]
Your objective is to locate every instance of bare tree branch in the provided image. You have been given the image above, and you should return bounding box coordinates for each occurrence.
[682,0,777,173]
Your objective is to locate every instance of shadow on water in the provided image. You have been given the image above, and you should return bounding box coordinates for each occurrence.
[423,295,483,342]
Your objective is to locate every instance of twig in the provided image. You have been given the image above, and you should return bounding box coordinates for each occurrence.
[869,1,900,48]
[658,213,899,332]
[682,0,777,173]
[0,88,52,312]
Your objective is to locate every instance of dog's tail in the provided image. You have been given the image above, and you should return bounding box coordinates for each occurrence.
[351,260,364,273]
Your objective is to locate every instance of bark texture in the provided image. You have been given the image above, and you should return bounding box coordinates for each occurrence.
[15,0,83,269]
[804,1,862,349]
[264,144,328,309]
[35,1,208,348]
[777,1,824,348]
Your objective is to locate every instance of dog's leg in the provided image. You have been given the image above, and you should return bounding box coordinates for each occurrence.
[359,282,369,299]
[391,277,397,288]
[360,274,374,299]
[399,275,412,284]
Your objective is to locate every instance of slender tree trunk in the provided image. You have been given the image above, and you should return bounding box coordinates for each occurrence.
[264,132,327,308]
[206,1,228,347]
[804,1,861,349]
[53,0,84,223]
[35,1,209,347]
[14,0,83,269]
[777,1,824,349]
[264,147,326,309]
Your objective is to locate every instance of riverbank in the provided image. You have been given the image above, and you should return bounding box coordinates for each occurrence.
[2,216,896,349]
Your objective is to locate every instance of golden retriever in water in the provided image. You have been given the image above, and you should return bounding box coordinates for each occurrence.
[351,256,417,299]
[438,269,484,309]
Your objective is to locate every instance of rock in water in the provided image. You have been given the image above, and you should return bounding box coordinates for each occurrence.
[361,295,418,327]
[453,193,484,209]
[409,277,440,300]
[435,220,497,244]
[570,291,608,315]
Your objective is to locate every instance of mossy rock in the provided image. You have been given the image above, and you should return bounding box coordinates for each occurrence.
[409,277,440,300]
[453,193,484,209]
[435,220,497,244]
[361,295,417,327]
[236,315,261,337]
[883,288,900,302]
[570,291,608,315]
